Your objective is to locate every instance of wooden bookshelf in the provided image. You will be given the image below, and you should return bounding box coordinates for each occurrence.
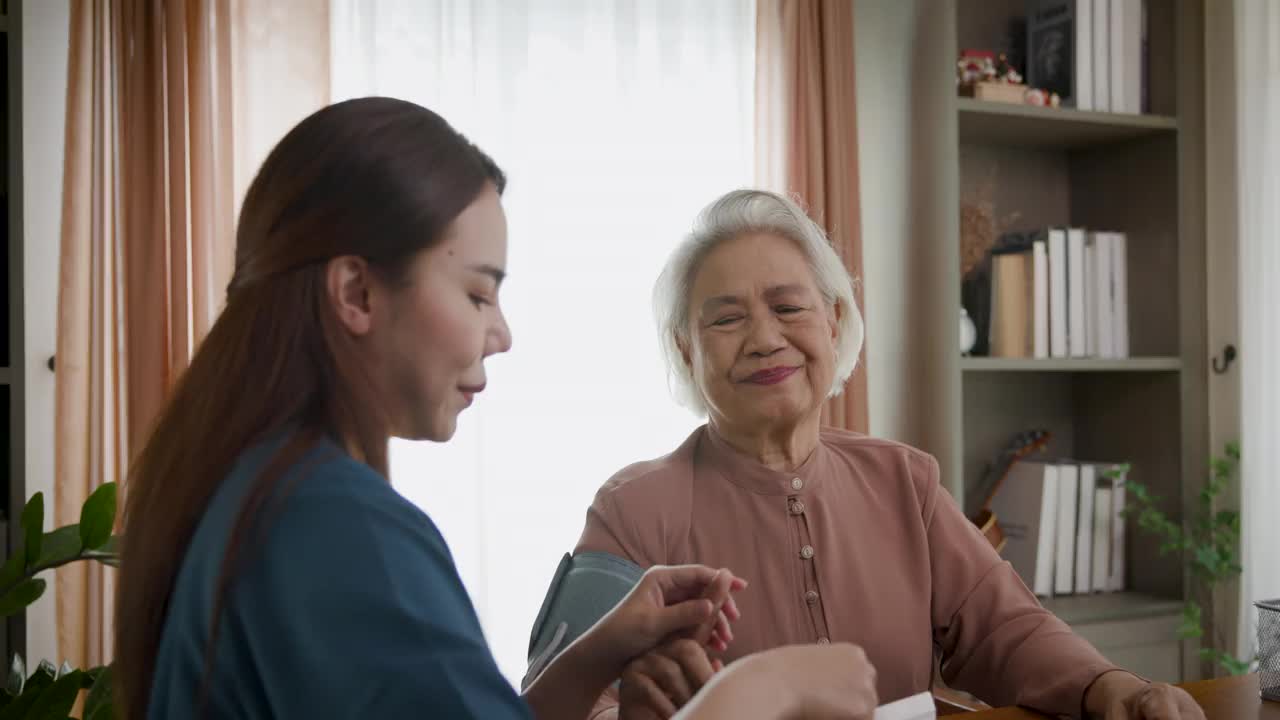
[960,357,1183,372]
[1045,591,1186,626]
[957,97,1177,148]
[947,0,1207,684]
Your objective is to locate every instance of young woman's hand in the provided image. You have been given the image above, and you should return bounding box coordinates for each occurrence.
[593,565,745,676]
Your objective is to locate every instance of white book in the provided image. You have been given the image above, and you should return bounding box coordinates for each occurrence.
[1075,0,1094,111]
[1109,468,1127,591]
[1110,0,1142,114]
[1048,229,1069,358]
[1093,232,1116,358]
[990,461,1059,597]
[874,691,936,720]
[1033,239,1050,359]
[1111,233,1130,357]
[1055,464,1080,595]
[1037,465,1060,597]
[1109,0,1124,112]
[1093,0,1111,112]
[1068,228,1088,357]
[1084,239,1097,357]
[1075,464,1097,592]
[1092,485,1113,591]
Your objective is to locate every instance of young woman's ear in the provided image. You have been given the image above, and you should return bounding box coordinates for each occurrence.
[326,256,375,336]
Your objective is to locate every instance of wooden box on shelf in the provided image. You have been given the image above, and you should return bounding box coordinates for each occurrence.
[960,81,1028,105]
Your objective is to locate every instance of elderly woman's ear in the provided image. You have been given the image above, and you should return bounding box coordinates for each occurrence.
[676,333,693,369]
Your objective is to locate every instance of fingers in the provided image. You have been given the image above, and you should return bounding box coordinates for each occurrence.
[645,564,748,605]
[1132,685,1183,720]
[623,669,678,720]
[651,597,715,641]
[711,657,725,673]
[691,570,736,646]
[647,653,695,706]
[667,638,717,689]
[644,565,721,603]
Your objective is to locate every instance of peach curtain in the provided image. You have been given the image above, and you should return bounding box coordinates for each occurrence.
[56,0,331,669]
[756,0,867,433]
[56,0,236,669]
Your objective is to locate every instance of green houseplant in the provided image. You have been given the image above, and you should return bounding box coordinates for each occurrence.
[1113,442,1254,676]
[0,482,120,719]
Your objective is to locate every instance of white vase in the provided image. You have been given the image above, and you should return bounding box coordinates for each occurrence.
[959,307,977,355]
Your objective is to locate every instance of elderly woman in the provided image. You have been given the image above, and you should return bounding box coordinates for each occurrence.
[528,190,1204,720]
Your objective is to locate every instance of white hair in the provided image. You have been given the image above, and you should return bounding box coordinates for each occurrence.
[653,189,865,415]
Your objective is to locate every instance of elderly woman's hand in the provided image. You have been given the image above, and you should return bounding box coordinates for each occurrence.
[1087,672,1206,719]
[618,638,723,720]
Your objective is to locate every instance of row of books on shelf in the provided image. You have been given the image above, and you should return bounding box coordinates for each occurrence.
[991,460,1127,598]
[988,228,1129,359]
[1028,0,1145,114]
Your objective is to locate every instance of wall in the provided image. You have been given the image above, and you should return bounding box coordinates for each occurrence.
[21,0,69,666]
[854,0,963,494]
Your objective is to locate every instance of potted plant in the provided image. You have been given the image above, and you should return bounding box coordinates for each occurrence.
[1115,443,1254,677]
[0,482,120,719]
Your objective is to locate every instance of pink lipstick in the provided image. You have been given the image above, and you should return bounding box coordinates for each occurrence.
[744,366,798,385]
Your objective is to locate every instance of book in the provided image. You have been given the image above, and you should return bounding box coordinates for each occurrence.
[1085,238,1098,357]
[990,461,1059,597]
[1110,0,1143,114]
[1068,228,1088,357]
[1092,232,1116,358]
[1093,0,1110,112]
[1033,238,1050,359]
[1109,467,1127,591]
[1027,0,1080,107]
[1055,463,1080,595]
[990,250,1035,358]
[1075,464,1097,593]
[1111,232,1130,357]
[1092,484,1113,591]
[1048,228,1069,358]
[1075,0,1094,111]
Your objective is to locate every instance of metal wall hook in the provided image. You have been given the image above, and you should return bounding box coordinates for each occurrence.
[1212,344,1236,375]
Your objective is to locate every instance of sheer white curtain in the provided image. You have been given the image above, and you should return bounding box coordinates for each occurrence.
[1234,0,1280,662]
[329,0,756,682]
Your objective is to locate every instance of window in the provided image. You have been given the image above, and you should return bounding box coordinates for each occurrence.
[329,0,757,682]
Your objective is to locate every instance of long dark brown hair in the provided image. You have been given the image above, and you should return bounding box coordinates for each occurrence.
[114,97,505,718]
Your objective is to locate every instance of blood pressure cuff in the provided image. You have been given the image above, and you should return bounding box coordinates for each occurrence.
[521,551,644,690]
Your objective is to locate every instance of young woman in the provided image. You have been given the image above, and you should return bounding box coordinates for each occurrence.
[113,98,876,720]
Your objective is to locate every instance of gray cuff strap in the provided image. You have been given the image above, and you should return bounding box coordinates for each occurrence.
[522,551,644,690]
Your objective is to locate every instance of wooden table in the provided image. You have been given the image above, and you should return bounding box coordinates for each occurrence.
[965,674,1280,719]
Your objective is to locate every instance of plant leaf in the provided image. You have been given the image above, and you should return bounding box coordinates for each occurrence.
[32,527,82,573]
[0,661,59,720]
[20,494,44,570]
[83,666,112,720]
[79,484,117,552]
[0,580,46,619]
[1221,655,1254,676]
[6,656,22,696]
[1177,603,1203,639]
[25,669,82,720]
